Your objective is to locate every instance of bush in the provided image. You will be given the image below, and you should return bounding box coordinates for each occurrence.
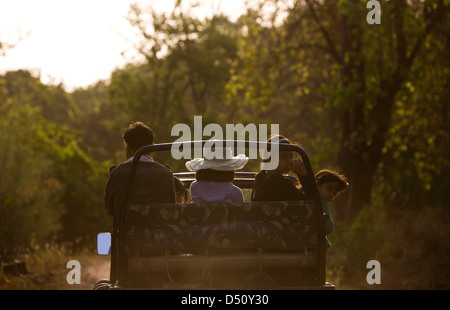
[327,205,388,289]
[326,205,450,289]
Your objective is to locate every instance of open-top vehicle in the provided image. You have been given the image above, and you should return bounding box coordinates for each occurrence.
[95,140,334,290]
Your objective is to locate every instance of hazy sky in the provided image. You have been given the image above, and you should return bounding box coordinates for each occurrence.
[0,0,245,91]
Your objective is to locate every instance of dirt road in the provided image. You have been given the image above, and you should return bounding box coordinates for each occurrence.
[60,255,111,290]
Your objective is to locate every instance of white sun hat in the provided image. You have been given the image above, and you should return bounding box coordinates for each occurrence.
[185,145,248,172]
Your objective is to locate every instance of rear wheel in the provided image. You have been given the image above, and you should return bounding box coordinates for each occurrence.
[93,279,111,290]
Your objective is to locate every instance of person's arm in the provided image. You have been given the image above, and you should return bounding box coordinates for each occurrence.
[321,200,334,234]
[189,181,199,203]
[297,175,316,199]
[104,176,115,216]
[168,172,176,203]
[289,159,315,199]
[279,177,305,200]
[251,171,265,201]
[231,185,244,203]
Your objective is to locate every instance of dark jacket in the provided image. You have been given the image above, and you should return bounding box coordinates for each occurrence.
[251,170,314,202]
[104,161,175,215]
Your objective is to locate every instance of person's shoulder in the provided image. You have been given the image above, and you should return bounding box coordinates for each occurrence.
[230,183,244,201]
[135,161,174,174]
[109,161,172,174]
[231,183,243,191]
[151,161,173,172]
[108,162,130,177]
[190,180,198,189]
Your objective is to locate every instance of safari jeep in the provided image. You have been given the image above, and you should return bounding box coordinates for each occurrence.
[94,140,334,290]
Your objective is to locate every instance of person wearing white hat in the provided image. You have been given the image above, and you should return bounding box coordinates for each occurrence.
[186,145,248,203]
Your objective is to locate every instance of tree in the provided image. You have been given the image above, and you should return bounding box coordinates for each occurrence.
[226,0,338,156]
[0,72,64,259]
[71,81,124,162]
[375,6,450,209]
[224,0,449,220]
[107,1,241,170]
[296,0,449,221]
[0,70,111,257]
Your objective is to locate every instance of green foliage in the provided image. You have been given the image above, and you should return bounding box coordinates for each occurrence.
[70,82,123,162]
[327,205,450,289]
[0,71,110,260]
[35,121,112,248]
[106,2,242,171]
[0,104,63,260]
[375,10,450,208]
[117,1,240,127]
[327,205,388,287]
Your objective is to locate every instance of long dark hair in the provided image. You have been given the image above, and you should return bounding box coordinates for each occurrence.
[315,170,349,193]
[174,177,188,203]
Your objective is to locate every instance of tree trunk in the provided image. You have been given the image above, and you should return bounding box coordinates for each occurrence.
[335,0,372,222]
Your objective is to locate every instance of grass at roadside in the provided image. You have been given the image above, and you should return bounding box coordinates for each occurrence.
[326,205,450,290]
[0,243,109,290]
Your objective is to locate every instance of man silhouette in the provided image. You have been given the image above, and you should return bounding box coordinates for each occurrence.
[104,121,175,215]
